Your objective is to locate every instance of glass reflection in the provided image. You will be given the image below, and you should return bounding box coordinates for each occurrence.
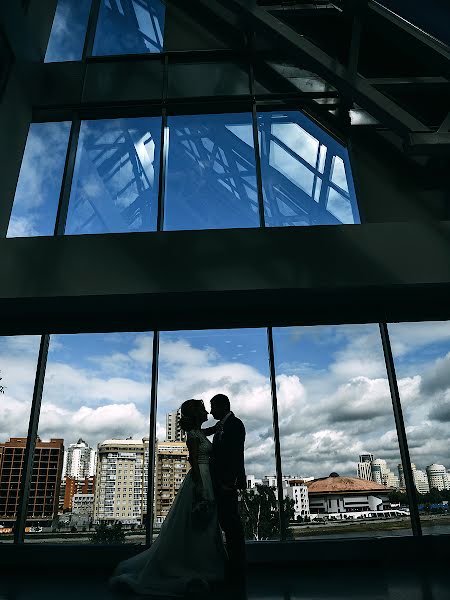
[7,122,71,238]
[65,117,161,235]
[24,332,153,544]
[272,324,412,540]
[156,329,279,540]
[258,111,360,227]
[0,336,41,543]
[93,0,165,56]
[45,0,92,62]
[389,321,450,535]
[164,113,260,231]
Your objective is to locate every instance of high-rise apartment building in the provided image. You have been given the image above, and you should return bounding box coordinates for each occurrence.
[414,469,431,494]
[398,463,437,494]
[426,464,450,491]
[64,439,96,479]
[0,437,64,526]
[357,454,374,481]
[94,438,149,525]
[60,475,96,512]
[371,459,399,488]
[154,441,189,525]
[166,409,186,442]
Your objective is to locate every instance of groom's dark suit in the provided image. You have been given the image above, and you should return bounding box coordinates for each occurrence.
[211,412,246,579]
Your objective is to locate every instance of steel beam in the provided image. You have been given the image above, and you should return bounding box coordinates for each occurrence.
[194,0,429,135]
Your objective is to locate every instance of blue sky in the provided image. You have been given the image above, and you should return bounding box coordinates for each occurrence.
[1,322,449,482]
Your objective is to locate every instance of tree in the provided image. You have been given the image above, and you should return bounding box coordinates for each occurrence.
[239,485,295,541]
[0,371,5,394]
[90,522,126,544]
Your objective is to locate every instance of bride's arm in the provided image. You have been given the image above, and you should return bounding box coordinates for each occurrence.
[201,423,218,437]
[187,435,204,498]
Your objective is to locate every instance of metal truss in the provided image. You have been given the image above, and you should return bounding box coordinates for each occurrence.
[170,0,450,154]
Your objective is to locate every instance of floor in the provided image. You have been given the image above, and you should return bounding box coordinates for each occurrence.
[0,564,448,600]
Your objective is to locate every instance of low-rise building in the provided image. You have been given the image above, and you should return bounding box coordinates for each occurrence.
[306,473,391,516]
[72,493,95,516]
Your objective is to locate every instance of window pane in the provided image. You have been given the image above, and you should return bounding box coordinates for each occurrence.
[0,336,41,543]
[258,111,360,227]
[388,321,450,535]
[156,329,279,541]
[7,122,71,238]
[65,117,161,235]
[93,0,165,56]
[24,332,153,544]
[164,113,260,231]
[45,0,92,62]
[272,324,413,540]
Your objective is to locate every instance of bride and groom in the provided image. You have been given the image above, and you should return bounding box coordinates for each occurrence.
[110,394,247,597]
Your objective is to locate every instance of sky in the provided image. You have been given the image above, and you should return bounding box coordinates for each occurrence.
[1,322,449,482]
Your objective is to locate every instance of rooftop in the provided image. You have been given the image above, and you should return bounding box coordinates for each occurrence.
[306,473,389,494]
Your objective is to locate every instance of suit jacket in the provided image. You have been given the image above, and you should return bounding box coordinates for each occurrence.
[211,412,246,491]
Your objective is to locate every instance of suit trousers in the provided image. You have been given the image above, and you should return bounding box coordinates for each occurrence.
[216,489,246,577]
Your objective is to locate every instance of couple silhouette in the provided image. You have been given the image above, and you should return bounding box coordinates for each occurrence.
[110,393,246,598]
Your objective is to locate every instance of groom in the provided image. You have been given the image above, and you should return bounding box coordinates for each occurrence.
[208,393,246,584]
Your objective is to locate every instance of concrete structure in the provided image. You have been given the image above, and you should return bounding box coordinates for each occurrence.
[64,439,96,480]
[306,473,391,515]
[0,438,64,522]
[93,438,149,525]
[154,441,189,525]
[357,454,374,481]
[166,409,186,443]
[0,437,64,526]
[371,459,399,488]
[398,463,432,494]
[60,475,96,512]
[246,475,262,489]
[284,485,310,520]
[426,464,450,491]
[72,493,94,517]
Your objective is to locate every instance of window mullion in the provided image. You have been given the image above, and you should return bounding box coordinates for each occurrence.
[267,326,286,541]
[379,322,422,536]
[82,0,102,61]
[14,334,50,544]
[54,116,81,236]
[146,331,160,546]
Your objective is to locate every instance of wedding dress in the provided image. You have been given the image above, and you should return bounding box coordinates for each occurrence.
[109,429,227,597]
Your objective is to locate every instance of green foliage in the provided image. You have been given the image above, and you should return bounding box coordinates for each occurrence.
[388,487,450,507]
[0,371,5,394]
[89,521,126,544]
[239,485,294,541]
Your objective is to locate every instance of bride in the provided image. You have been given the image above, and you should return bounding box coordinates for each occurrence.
[109,399,227,596]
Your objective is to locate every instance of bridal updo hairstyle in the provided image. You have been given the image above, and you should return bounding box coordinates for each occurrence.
[179,399,204,432]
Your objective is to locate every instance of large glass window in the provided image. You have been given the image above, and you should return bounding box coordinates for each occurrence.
[156,329,279,540]
[93,0,165,56]
[24,332,153,544]
[258,111,359,227]
[389,321,450,535]
[164,113,260,231]
[65,117,161,235]
[45,0,92,63]
[272,324,412,539]
[7,122,71,238]
[0,336,41,543]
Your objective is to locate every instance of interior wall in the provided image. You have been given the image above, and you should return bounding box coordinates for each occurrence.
[349,129,450,224]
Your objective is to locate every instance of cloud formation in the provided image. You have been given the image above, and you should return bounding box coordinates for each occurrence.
[1,322,449,481]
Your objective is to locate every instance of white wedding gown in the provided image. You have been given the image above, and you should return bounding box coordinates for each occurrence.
[110,429,227,597]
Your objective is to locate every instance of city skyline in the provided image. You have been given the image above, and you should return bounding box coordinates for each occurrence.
[1,321,450,483]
